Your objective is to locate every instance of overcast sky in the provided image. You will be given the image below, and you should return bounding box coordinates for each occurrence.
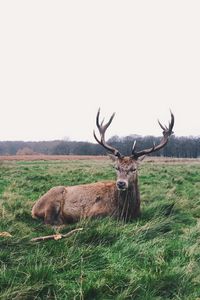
[0,1,199,142]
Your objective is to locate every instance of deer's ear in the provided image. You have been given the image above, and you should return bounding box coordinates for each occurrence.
[108,154,118,162]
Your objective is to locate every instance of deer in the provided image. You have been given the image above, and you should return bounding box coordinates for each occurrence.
[31,109,174,225]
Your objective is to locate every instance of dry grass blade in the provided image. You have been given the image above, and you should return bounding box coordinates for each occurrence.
[0,231,12,237]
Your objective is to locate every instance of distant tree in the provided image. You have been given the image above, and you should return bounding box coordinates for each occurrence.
[0,135,199,158]
[52,142,70,155]
[16,147,36,155]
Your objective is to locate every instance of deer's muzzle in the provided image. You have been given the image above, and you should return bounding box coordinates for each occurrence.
[116,180,128,191]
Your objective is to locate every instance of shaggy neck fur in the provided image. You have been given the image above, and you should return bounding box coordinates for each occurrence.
[115,176,140,221]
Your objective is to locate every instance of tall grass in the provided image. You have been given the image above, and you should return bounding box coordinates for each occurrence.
[0,159,199,299]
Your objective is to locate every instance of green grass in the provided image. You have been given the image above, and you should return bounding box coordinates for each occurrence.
[0,159,199,300]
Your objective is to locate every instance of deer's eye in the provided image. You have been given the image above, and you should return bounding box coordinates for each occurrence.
[128,168,136,173]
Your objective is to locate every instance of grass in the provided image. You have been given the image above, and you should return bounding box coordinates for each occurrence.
[0,158,199,299]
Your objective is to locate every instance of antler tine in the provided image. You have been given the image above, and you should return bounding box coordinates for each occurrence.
[132,111,175,159]
[169,110,174,133]
[93,108,121,157]
[132,140,137,153]
[100,118,105,127]
[158,119,166,131]
[96,108,101,129]
[96,108,115,132]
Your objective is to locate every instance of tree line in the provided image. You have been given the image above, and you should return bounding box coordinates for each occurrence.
[0,135,199,158]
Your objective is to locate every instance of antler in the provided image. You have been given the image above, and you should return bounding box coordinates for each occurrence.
[93,108,122,157]
[132,111,174,159]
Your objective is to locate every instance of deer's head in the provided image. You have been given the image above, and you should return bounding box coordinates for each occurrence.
[94,108,174,191]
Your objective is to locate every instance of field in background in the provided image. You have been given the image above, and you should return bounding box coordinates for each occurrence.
[0,158,199,299]
[0,155,105,161]
[0,154,200,163]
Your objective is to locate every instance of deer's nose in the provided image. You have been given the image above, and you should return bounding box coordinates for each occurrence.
[117,180,127,190]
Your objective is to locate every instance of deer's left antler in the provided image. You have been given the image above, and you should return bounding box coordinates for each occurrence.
[131,111,174,159]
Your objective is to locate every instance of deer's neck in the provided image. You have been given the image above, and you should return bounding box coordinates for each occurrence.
[116,177,140,221]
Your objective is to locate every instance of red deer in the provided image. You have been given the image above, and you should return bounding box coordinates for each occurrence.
[32,109,174,225]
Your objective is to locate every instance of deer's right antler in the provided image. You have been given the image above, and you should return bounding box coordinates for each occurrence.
[93,108,122,157]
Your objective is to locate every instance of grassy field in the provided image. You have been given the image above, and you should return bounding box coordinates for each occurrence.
[0,158,199,300]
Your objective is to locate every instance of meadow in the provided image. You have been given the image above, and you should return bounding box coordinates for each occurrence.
[0,157,199,300]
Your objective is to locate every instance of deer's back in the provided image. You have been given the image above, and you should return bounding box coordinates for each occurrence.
[63,181,117,218]
[32,181,118,222]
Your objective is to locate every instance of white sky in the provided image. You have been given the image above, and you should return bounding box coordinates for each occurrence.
[0,1,199,142]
